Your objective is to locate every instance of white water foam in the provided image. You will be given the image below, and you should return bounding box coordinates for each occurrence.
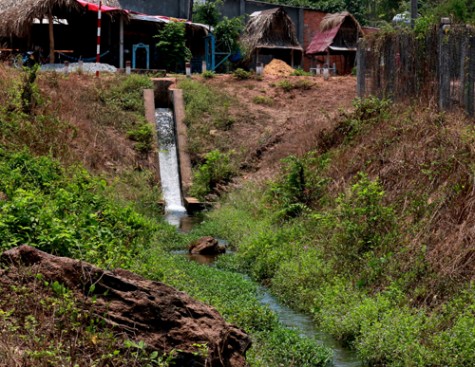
[155,108,187,225]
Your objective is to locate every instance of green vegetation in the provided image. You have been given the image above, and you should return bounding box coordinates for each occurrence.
[192,0,223,29]
[202,70,216,79]
[155,22,191,71]
[179,79,240,198]
[233,68,253,80]
[132,248,332,367]
[275,79,314,92]
[0,67,334,367]
[291,67,313,76]
[190,149,235,200]
[191,95,475,367]
[252,95,274,105]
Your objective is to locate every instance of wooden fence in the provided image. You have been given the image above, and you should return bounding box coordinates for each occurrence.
[357,22,475,116]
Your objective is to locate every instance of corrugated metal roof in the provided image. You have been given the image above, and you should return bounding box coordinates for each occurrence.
[306,11,362,55]
[306,26,340,54]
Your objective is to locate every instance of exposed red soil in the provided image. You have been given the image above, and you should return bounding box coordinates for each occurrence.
[203,74,357,182]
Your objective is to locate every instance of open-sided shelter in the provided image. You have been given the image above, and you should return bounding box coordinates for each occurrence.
[306,11,363,74]
[0,0,207,70]
[240,6,303,68]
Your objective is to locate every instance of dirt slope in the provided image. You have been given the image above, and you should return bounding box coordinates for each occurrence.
[203,75,356,181]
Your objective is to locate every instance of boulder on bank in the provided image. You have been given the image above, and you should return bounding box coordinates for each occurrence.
[189,236,226,255]
[0,245,250,367]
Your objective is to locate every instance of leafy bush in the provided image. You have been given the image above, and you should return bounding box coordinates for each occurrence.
[251,328,332,367]
[275,79,314,92]
[330,173,397,265]
[155,22,191,71]
[266,154,329,221]
[202,70,216,79]
[233,68,252,80]
[127,122,154,153]
[276,79,293,92]
[190,150,235,199]
[0,151,159,268]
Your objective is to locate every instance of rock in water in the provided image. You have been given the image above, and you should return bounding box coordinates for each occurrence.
[189,236,226,255]
[0,245,250,367]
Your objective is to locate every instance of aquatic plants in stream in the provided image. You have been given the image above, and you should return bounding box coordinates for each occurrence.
[132,249,333,367]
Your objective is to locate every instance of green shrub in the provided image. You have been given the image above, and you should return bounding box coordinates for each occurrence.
[356,306,431,367]
[291,67,313,76]
[276,79,293,92]
[332,97,391,142]
[250,328,332,367]
[0,151,159,268]
[190,150,235,199]
[127,122,154,153]
[202,70,216,79]
[329,172,397,268]
[272,247,332,311]
[252,95,273,105]
[233,68,252,80]
[266,154,329,221]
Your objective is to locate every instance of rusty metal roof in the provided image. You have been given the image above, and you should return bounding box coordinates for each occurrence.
[306,11,362,55]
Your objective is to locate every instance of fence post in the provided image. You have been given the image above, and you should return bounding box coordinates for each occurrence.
[438,18,451,111]
[467,36,475,116]
[356,38,365,97]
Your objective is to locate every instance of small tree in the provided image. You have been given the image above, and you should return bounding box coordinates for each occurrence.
[193,0,223,30]
[154,22,192,71]
[214,16,244,52]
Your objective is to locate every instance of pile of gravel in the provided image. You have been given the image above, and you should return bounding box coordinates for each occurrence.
[40,62,117,73]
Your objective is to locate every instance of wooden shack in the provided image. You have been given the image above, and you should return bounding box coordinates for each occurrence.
[240,6,303,68]
[306,11,363,75]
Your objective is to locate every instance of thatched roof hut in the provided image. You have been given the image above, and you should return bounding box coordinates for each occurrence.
[0,0,207,70]
[241,6,303,68]
[0,0,125,38]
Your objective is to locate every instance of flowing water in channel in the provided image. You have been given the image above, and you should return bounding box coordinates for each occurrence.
[156,106,361,366]
[155,108,187,226]
[181,252,362,367]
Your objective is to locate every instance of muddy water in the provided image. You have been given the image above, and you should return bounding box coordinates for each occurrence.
[177,246,362,367]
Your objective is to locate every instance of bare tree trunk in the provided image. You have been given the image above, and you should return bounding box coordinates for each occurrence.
[48,12,55,63]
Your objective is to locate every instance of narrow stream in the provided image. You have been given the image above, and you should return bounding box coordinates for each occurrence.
[155,108,187,226]
[180,250,362,367]
[155,102,361,366]
[258,288,361,367]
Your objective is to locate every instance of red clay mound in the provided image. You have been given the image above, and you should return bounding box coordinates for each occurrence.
[0,245,251,367]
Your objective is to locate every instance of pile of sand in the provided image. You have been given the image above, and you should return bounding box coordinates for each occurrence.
[263,59,294,77]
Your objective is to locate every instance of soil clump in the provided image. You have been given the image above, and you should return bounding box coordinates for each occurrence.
[0,245,251,367]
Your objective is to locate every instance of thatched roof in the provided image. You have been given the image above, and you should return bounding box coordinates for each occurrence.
[306,11,363,55]
[240,7,303,53]
[0,0,125,37]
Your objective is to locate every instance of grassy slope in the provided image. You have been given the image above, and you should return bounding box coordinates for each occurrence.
[0,66,333,366]
[187,90,475,366]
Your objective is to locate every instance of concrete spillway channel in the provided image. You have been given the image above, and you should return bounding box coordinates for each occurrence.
[144,79,198,226]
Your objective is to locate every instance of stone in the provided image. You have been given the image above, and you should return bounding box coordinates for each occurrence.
[189,236,226,255]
